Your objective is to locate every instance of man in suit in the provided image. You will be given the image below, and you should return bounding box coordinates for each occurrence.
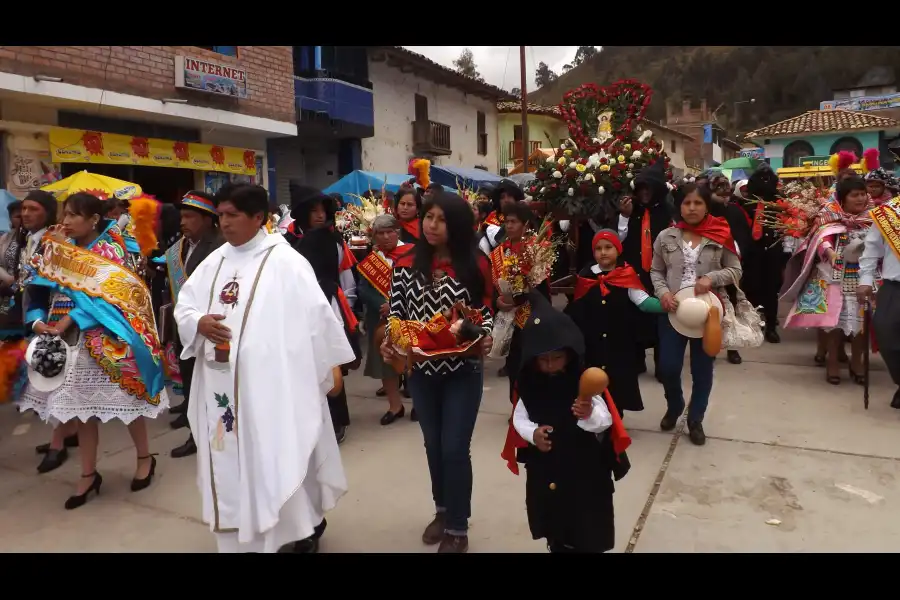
[167,190,224,458]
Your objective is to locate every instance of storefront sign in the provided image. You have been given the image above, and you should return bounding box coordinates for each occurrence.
[740,147,765,159]
[175,55,248,99]
[49,127,257,176]
[820,93,900,112]
[798,155,831,167]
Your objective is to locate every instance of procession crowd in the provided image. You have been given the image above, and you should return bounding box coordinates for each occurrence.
[0,136,897,555]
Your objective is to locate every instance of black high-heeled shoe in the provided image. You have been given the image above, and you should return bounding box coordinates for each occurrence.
[65,472,102,510]
[131,454,157,492]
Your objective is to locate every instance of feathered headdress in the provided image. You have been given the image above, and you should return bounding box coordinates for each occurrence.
[408,158,431,189]
[127,194,161,256]
[829,151,857,176]
[862,148,880,174]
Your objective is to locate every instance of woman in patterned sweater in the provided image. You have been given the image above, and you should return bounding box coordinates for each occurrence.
[381,191,494,554]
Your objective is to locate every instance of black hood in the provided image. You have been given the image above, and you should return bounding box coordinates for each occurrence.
[289,182,337,224]
[747,164,779,199]
[491,179,525,212]
[519,291,585,367]
[633,158,668,204]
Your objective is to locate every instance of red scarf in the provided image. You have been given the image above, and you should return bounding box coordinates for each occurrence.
[501,388,631,476]
[641,208,653,272]
[675,215,738,255]
[400,218,420,240]
[377,243,411,263]
[574,263,645,300]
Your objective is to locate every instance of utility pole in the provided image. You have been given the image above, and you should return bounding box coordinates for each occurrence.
[520,46,529,173]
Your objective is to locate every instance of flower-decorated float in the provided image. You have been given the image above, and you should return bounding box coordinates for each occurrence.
[527,80,673,292]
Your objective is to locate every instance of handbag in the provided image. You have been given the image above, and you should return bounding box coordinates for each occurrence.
[720,288,765,349]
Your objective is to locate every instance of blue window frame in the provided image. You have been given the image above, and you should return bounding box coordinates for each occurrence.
[196,46,238,57]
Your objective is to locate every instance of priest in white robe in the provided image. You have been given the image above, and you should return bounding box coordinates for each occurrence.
[174,183,355,553]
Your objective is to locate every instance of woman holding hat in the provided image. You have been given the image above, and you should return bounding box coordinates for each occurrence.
[357,214,414,425]
[651,183,742,446]
[19,191,168,508]
[565,229,665,418]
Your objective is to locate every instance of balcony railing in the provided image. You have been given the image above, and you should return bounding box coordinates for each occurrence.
[412,120,451,156]
[509,140,542,161]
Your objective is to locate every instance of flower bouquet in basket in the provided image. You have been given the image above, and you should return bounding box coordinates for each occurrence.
[489,219,560,360]
[341,194,386,249]
[528,80,673,224]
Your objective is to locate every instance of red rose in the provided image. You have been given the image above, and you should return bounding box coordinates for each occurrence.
[536,171,547,181]
[612,181,622,190]
[600,157,608,164]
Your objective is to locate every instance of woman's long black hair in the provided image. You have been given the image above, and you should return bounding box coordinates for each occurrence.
[413,191,485,306]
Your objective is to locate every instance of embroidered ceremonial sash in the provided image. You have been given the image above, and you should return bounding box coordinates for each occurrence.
[33,236,163,397]
[872,199,900,261]
[489,244,531,328]
[357,251,393,299]
[165,238,187,301]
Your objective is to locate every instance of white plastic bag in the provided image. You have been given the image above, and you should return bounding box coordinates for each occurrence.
[721,295,765,350]
[488,279,516,360]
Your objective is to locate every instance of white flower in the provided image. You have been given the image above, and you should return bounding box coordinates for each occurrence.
[648,148,656,155]
[639,130,653,143]
[585,173,595,183]
[560,141,568,149]
[592,137,601,144]
[630,180,635,189]
[632,150,642,159]
[568,187,575,196]
[540,187,547,193]
[569,161,577,169]
[552,170,562,179]
[588,153,601,167]
[597,186,605,195]
[628,163,635,169]
[626,172,633,179]
[546,156,556,163]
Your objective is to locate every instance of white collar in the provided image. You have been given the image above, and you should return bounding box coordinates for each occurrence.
[28,227,47,239]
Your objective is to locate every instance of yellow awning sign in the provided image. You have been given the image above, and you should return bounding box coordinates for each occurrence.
[49,127,257,176]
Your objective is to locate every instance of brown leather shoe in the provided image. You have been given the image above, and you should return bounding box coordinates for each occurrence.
[422,514,445,545]
[438,534,468,553]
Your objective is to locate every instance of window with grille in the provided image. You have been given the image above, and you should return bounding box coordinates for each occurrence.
[477,111,487,156]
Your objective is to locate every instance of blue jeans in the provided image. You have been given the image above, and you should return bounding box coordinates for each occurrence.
[408,362,484,534]
[657,317,715,423]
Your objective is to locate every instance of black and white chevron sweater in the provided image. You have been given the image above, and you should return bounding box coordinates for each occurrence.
[389,264,494,376]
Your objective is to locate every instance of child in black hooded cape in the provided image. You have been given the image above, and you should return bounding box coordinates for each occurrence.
[500,292,631,553]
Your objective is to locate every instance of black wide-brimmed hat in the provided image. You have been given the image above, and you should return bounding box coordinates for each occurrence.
[490,179,525,206]
[289,182,335,220]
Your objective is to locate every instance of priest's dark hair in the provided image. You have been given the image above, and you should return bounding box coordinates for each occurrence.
[220,184,269,220]
[836,175,866,205]
[413,191,485,306]
[64,191,107,219]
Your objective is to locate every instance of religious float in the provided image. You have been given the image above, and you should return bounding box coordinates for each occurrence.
[526,79,674,293]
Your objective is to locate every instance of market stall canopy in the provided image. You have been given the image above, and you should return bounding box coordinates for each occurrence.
[324,170,454,205]
[0,190,15,232]
[41,171,142,203]
[718,157,763,171]
[429,165,505,190]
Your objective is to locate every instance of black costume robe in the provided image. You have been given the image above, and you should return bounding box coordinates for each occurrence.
[565,265,644,413]
[513,293,625,553]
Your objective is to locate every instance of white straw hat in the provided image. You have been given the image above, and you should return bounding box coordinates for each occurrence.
[668,286,724,339]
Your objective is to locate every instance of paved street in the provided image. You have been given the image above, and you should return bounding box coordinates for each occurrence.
[0,325,897,553]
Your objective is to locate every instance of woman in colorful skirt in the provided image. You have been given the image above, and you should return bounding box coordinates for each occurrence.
[781,176,876,385]
[18,192,168,509]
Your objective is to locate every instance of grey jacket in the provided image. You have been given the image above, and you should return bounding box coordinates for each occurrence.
[650,227,742,298]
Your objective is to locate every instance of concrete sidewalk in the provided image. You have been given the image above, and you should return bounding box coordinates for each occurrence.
[0,327,897,553]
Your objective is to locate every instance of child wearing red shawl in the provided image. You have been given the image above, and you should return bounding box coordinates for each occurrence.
[501,291,631,553]
[564,230,664,417]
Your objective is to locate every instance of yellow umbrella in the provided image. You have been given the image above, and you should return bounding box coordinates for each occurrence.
[41,170,142,202]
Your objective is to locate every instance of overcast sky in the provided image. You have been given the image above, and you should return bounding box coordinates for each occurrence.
[402,46,586,92]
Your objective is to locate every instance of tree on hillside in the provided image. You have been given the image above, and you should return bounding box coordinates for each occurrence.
[563,46,600,72]
[510,87,522,98]
[535,62,558,88]
[453,48,482,80]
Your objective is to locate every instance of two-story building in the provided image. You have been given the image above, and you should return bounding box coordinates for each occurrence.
[0,46,297,202]
[496,101,696,178]
[744,109,900,174]
[662,99,741,171]
[362,47,510,175]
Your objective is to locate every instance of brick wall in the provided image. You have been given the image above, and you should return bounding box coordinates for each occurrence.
[0,46,295,124]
